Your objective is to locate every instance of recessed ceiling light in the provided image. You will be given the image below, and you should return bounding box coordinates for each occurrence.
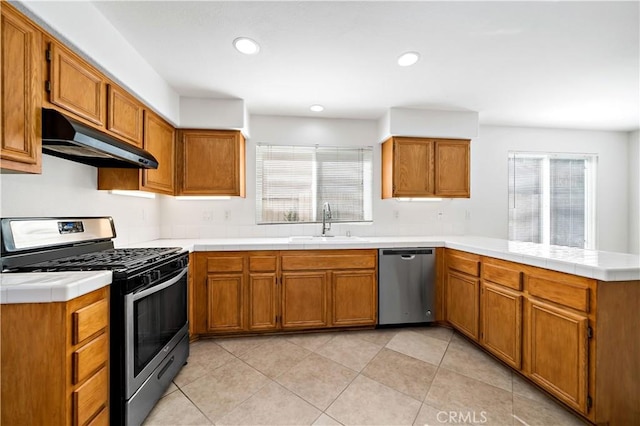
[310,104,324,112]
[397,51,420,67]
[233,37,260,55]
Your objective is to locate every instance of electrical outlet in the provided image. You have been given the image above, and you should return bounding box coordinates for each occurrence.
[202,210,213,221]
[393,210,399,219]
[224,210,230,221]
[465,210,471,220]
[437,212,444,221]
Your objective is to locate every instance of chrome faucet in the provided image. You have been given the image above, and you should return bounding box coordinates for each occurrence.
[321,202,332,236]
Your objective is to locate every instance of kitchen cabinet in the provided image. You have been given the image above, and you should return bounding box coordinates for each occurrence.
[106,84,144,148]
[1,3,42,174]
[192,249,377,335]
[381,137,470,198]
[480,259,524,369]
[1,286,109,425]
[47,40,106,126]
[443,248,640,425]
[445,249,480,340]
[176,129,246,196]
[98,110,176,195]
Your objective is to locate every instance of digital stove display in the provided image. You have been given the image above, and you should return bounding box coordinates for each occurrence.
[58,221,84,234]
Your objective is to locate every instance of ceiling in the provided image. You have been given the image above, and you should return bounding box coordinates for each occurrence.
[91,1,639,131]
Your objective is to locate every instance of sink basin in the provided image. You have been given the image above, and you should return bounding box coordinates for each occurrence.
[288,235,367,242]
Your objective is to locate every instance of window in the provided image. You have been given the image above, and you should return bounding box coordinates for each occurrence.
[508,152,597,249]
[256,144,373,224]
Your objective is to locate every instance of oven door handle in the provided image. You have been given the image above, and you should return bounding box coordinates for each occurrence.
[132,267,188,301]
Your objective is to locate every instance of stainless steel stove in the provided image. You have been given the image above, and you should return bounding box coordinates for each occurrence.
[1,217,189,426]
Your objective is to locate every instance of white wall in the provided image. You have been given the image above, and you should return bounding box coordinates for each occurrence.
[629,131,640,254]
[161,117,631,253]
[14,0,180,124]
[468,126,629,252]
[0,155,162,246]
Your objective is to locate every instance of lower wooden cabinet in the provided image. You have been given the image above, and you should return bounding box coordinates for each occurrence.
[192,250,377,335]
[1,287,109,425]
[526,298,588,413]
[443,248,640,425]
[281,271,329,329]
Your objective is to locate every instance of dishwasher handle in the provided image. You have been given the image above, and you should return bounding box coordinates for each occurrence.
[381,248,434,256]
[401,254,416,260]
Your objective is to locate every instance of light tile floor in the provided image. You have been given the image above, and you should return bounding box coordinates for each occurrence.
[142,326,588,426]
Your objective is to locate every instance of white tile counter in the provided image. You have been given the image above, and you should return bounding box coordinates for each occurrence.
[0,271,112,304]
[122,236,640,282]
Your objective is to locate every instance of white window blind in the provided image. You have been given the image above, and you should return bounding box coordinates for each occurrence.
[256,145,373,224]
[508,152,596,249]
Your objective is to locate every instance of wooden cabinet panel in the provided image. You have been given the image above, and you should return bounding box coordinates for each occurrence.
[434,139,470,197]
[72,333,108,384]
[48,42,105,126]
[282,251,376,271]
[87,407,109,426]
[483,262,523,291]
[107,84,144,147]
[207,255,244,273]
[446,252,480,277]
[528,275,590,312]
[142,111,175,194]
[481,281,522,368]
[248,273,278,331]
[206,274,244,332]
[281,272,328,329]
[177,130,246,196]
[392,138,434,197]
[72,367,108,426]
[249,255,277,272]
[1,4,42,173]
[72,298,108,345]
[332,270,377,326]
[527,299,588,413]
[446,270,479,340]
[381,137,470,198]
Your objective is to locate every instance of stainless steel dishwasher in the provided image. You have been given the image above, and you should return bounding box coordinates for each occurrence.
[378,248,436,325]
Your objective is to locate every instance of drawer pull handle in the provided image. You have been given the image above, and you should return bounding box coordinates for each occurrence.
[158,356,174,380]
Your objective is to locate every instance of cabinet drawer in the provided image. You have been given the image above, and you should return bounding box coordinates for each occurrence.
[73,333,108,384]
[72,299,108,345]
[73,367,108,426]
[207,256,244,273]
[528,276,590,312]
[483,263,523,291]
[86,407,108,426]
[249,256,277,272]
[281,251,376,271]
[447,253,480,277]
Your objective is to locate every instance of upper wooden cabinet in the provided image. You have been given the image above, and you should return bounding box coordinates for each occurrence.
[106,85,144,148]
[176,129,246,197]
[142,111,175,194]
[47,40,106,126]
[1,4,42,174]
[97,111,175,195]
[381,137,470,198]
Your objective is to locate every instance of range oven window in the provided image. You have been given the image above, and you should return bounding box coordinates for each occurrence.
[133,273,187,376]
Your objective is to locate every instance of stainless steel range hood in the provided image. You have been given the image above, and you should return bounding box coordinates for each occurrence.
[41,108,158,169]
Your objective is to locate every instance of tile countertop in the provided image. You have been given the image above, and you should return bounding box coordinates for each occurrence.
[122,235,640,282]
[0,271,112,304]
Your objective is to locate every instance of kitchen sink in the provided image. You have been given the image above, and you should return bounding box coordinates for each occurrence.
[288,235,367,242]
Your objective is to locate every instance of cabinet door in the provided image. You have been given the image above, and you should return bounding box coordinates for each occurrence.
[248,273,278,331]
[527,299,588,413]
[434,139,470,197]
[48,42,105,126]
[281,272,328,329]
[206,274,244,332]
[481,281,523,368]
[142,111,175,195]
[393,138,434,197]
[332,270,377,326]
[106,85,144,148]
[178,130,245,196]
[446,270,479,340]
[1,5,42,173]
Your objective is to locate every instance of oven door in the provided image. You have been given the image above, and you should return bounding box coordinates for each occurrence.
[124,267,188,399]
